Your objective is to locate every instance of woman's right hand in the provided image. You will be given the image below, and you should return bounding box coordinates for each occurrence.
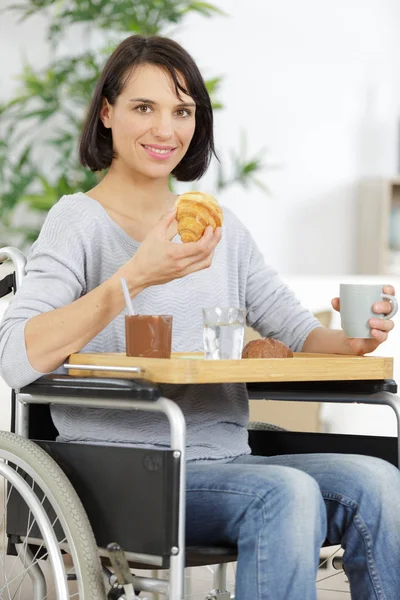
[119,208,222,290]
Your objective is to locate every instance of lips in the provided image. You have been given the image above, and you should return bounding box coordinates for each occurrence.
[142,144,177,160]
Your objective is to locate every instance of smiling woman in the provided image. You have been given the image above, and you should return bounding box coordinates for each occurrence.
[100,64,197,176]
[98,64,196,179]
[79,35,214,182]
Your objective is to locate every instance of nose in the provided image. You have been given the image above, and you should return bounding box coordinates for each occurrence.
[151,111,173,140]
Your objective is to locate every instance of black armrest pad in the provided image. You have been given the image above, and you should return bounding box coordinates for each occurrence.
[20,374,160,401]
[247,379,397,395]
[0,273,15,299]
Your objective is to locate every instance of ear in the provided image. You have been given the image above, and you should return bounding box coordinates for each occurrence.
[100,98,113,129]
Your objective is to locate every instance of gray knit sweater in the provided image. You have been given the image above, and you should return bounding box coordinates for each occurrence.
[0,193,321,461]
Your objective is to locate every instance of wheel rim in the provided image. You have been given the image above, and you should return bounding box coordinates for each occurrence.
[0,449,85,599]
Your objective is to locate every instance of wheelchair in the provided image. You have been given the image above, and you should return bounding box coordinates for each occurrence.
[1,245,400,599]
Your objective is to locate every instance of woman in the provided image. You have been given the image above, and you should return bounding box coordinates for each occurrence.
[1,35,399,599]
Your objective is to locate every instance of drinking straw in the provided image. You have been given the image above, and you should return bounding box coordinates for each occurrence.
[120,277,134,316]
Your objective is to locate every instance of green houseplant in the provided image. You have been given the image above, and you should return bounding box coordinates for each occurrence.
[0,0,268,247]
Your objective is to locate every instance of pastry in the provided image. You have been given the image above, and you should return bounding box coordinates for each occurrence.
[175,191,223,243]
[242,338,293,359]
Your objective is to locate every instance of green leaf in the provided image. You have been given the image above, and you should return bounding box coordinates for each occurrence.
[1,94,34,112]
[205,76,223,110]
[24,192,56,212]
[183,2,227,17]
[17,108,57,122]
[205,76,222,92]
[253,179,271,194]
[17,146,32,169]
[242,160,262,175]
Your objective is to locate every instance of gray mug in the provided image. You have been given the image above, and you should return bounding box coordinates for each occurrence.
[340,284,398,338]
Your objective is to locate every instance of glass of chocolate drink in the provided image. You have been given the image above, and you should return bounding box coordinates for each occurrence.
[125,315,173,358]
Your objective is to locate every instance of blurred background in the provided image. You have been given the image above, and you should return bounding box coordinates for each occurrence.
[3,0,400,273]
[1,1,400,442]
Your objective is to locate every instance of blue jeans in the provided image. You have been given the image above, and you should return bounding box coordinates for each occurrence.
[186,453,400,599]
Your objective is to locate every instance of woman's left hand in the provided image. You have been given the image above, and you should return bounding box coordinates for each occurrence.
[331,285,396,355]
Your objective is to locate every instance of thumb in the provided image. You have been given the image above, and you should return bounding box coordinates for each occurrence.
[331,297,340,312]
[153,207,177,239]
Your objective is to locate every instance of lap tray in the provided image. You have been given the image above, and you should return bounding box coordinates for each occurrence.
[67,352,393,384]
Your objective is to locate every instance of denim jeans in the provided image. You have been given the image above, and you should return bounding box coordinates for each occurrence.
[186,453,400,600]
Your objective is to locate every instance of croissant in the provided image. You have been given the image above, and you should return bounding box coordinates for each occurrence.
[242,338,294,359]
[175,191,223,243]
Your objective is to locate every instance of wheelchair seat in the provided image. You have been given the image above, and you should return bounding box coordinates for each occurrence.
[185,546,238,568]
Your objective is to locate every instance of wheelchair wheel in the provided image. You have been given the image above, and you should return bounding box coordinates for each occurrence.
[0,431,106,599]
[316,545,349,598]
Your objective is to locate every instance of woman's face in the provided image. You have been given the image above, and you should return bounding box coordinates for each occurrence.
[101,63,196,181]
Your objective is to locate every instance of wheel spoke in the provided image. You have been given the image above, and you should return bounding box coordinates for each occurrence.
[0,478,68,599]
[318,545,342,570]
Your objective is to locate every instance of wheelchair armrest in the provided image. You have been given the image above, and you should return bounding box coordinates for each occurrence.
[0,272,16,299]
[247,378,398,398]
[20,374,160,401]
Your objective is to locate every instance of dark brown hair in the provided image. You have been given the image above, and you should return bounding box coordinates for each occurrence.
[79,35,215,181]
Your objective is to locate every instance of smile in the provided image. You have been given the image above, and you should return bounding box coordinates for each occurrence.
[142,145,177,160]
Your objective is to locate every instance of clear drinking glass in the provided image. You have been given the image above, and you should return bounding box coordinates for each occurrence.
[202,307,246,360]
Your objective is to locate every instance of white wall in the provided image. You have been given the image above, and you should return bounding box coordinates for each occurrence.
[2,1,400,275]
[177,0,400,275]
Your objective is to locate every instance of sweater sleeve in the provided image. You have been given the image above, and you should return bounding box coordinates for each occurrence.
[0,197,87,389]
[243,227,322,352]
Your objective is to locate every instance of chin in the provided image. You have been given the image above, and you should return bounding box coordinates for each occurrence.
[141,166,174,180]
[138,161,181,180]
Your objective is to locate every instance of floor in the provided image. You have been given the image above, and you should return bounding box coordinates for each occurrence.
[178,557,350,599]
[0,555,350,599]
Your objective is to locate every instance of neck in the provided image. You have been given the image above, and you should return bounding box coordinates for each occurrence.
[88,160,177,217]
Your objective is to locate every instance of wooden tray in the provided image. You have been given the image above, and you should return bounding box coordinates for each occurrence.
[67,352,394,384]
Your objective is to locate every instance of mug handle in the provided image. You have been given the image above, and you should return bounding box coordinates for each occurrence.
[380,293,398,319]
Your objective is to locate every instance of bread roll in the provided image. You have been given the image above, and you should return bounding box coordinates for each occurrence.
[242,338,293,359]
[175,191,223,243]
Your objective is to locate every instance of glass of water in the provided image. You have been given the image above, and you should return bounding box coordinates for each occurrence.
[202,307,246,360]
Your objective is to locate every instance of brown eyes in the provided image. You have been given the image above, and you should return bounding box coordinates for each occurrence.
[176,108,192,117]
[136,105,151,113]
[134,105,192,118]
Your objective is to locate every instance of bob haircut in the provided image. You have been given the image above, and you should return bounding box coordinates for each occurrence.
[79,35,215,181]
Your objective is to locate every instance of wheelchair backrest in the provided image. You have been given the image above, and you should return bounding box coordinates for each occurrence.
[0,247,58,440]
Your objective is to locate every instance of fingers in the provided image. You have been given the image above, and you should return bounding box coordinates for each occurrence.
[169,227,222,276]
[383,284,395,296]
[169,226,222,260]
[372,285,396,314]
[368,316,394,343]
[370,328,389,344]
[331,297,340,312]
[369,317,394,333]
[372,300,396,315]
[181,226,221,256]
